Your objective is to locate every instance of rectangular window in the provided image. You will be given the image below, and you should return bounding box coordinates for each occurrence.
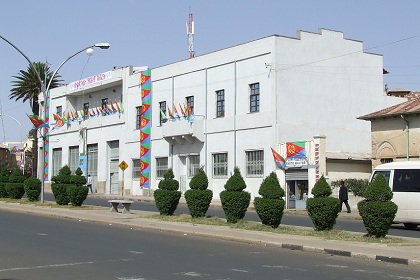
[188,155,200,178]
[56,106,62,117]
[136,106,141,129]
[246,150,264,177]
[392,169,420,192]
[186,96,194,113]
[213,153,228,178]
[132,159,140,179]
[83,102,89,118]
[159,101,167,125]
[52,148,62,177]
[156,157,168,179]
[216,90,225,118]
[250,83,260,113]
[87,144,98,177]
[69,146,79,173]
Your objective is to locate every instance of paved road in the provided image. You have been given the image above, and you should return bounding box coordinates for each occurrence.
[1,210,420,280]
[52,193,420,239]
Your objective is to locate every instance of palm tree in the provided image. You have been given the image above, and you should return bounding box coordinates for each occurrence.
[9,62,62,116]
[9,62,62,177]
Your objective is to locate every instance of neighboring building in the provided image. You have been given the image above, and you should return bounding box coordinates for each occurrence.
[0,143,17,167]
[359,91,420,167]
[41,28,401,208]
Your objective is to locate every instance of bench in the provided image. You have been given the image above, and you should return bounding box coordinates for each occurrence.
[108,200,134,214]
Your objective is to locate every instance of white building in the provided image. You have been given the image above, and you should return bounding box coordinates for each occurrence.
[41,28,401,207]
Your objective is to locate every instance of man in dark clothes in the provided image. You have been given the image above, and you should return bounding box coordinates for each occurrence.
[339,180,351,213]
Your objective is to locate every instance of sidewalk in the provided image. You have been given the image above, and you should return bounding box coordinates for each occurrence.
[1,196,419,267]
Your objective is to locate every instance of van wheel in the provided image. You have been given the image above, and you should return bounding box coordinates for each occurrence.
[403,223,418,230]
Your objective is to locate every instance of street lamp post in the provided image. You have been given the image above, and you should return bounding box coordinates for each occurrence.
[0,34,110,203]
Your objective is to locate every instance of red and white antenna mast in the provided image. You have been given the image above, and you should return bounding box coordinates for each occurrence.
[186,11,195,58]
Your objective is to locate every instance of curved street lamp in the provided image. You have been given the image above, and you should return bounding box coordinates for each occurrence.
[0,34,110,202]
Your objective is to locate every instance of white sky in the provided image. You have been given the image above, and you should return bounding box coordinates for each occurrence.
[1,0,419,146]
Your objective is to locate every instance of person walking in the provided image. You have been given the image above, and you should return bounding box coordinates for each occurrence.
[87,174,93,194]
[339,180,351,213]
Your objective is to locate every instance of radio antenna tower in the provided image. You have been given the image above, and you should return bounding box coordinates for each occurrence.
[186,10,195,58]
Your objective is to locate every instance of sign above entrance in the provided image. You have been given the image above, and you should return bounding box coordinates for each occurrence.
[119,160,128,171]
[285,158,307,168]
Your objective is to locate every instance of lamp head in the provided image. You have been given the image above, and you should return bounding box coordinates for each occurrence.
[94,43,110,49]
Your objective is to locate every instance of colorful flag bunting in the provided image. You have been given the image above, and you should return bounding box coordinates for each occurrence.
[271,147,286,170]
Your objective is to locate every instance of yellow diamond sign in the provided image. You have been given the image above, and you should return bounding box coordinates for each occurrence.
[119,160,128,171]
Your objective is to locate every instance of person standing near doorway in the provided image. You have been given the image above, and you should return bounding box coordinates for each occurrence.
[87,174,93,194]
[339,180,351,213]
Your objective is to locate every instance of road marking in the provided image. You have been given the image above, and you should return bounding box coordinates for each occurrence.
[38,233,48,236]
[0,261,94,272]
[263,265,307,271]
[232,268,249,273]
[128,251,145,255]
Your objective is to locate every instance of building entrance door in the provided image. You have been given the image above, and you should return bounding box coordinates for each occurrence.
[110,159,119,194]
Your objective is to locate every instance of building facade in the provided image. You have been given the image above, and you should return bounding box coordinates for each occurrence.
[41,28,400,207]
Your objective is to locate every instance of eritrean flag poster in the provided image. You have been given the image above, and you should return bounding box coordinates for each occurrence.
[286,141,306,158]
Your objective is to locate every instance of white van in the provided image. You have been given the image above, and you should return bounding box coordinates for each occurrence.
[370,161,420,230]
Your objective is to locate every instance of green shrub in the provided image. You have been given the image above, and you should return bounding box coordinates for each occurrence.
[306,176,340,230]
[4,183,25,199]
[254,172,285,228]
[220,167,250,223]
[254,198,285,228]
[189,168,209,191]
[9,169,26,183]
[224,167,246,192]
[357,173,397,237]
[24,177,41,202]
[220,190,251,223]
[51,183,70,205]
[154,189,182,215]
[306,197,340,230]
[185,168,213,218]
[0,182,7,198]
[154,169,181,215]
[51,165,72,184]
[185,189,213,218]
[67,186,89,206]
[331,178,369,197]
[0,165,11,183]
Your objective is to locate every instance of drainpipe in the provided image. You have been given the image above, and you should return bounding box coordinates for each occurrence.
[400,115,409,161]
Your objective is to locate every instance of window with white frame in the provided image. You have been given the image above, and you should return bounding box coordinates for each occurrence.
[246,150,264,177]
[69,146,79,173]
[159,101,166,125]
[156,157,168,178]
[188,155,200,178]
[249,83,260,113]
[56,106,62,117]
[52,148,62,177]
[216,90,225,118]
[213,153,228,178]
[132,159,140,179]
[136,106,141,129]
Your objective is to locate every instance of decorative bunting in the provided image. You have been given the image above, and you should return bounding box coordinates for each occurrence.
[140,69,151,189]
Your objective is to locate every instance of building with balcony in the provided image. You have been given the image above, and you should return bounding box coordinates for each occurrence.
[42,28,403,207]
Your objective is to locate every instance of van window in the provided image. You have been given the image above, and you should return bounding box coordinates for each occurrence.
[372,171,391,184]
[393,169,420,192]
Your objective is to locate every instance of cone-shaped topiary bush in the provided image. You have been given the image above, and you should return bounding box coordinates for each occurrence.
[306,176,340,230]
[154,169,181,215]
[220,167,250,223]
[24,177,42,202]
[185,168,213,218]
[254,172,286,228]
[5,169,26,199]
[357,173,397,238]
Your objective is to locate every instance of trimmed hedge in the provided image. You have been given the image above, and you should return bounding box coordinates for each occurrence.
[67,185,89,206]
[154,189,182,215]
[51,184,71,205]
[220,167,250,223]
[154,169,181,215]
[185,168,213,218]
[358,173,397,237]
[0,183,7,198]
[24,177,42,202]
[306,176,340,231]
[254,172,285,228]
[4,183,25,199]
